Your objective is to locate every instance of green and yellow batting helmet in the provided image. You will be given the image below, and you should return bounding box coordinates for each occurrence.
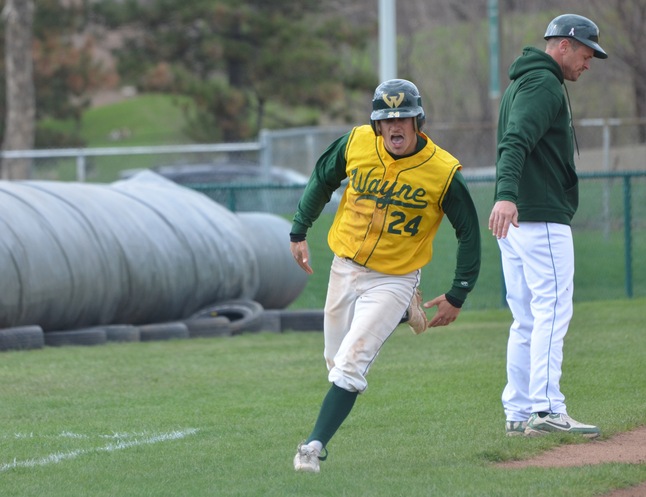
[370,79,426,135]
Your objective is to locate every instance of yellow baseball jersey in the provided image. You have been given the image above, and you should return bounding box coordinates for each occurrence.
[328,125,461,274]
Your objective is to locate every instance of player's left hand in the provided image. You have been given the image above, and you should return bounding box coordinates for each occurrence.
[424,294,460,327]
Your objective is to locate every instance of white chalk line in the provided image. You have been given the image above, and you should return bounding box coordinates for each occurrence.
[1,428,199,473]
[7,430,172,440]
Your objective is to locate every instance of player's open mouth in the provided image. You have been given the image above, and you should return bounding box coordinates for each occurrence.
[390,134,404,145]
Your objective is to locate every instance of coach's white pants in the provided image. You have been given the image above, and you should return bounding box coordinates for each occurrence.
[499,222,574,421]
[324,256,419,393]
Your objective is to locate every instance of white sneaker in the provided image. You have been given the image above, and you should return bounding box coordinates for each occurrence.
[525,413,600,438]
[505,420,528,436]
[405,288,428,335]
[293,443,321,473]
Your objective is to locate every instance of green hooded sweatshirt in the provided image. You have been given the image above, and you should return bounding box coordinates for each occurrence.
[494,46,578,225]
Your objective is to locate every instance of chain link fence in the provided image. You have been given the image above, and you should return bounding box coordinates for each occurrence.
[189,171,646,310]
[463,171,646,309]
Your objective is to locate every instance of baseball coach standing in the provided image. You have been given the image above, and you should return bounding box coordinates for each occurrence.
[488,14,607,438]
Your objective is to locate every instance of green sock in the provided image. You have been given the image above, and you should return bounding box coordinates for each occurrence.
[306,383,358,447]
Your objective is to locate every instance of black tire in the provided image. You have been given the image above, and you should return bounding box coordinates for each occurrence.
[0,325,45,352]
[105,325,140,343]
[44,327,108,347]
[184,316,232,338]
[258,310,282,333]
[280,309,325,332]
[189,300,264,335]
[138,322,189,342]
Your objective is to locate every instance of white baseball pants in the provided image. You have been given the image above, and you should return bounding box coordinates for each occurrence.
[498,222,574,420]
[323,255,419,393]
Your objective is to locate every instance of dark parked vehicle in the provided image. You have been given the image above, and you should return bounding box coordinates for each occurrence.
[121,162,342,214]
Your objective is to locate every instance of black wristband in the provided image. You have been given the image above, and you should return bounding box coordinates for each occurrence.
[290,232,306,243]
[445,293,463,308]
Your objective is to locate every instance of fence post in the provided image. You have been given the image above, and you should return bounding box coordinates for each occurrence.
[76,152,86,182]
[602,120,611,238]
[259,129,272,182]
[623,175,633,298]
[227,187,237,212]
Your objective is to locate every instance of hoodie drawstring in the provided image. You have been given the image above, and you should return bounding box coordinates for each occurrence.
[563,83,580,157]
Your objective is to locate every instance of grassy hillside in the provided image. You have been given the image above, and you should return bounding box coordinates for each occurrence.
[80,93,194,147]
[37,94,195,182]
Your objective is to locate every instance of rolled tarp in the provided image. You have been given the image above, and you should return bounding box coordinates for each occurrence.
[0,171,306,331]
[238,212,306,310]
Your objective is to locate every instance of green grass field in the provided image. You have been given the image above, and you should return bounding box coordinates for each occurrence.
[1,298,645,497]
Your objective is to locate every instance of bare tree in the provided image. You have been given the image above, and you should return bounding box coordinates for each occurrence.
[1,0,35,180]
[589,0,646,142]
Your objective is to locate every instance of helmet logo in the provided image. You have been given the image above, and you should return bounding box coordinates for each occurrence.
[381,92,405,108]
[569,27,575,36]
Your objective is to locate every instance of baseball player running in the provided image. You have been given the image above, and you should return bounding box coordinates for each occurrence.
[290,79,481,473]
[489,14,607,438]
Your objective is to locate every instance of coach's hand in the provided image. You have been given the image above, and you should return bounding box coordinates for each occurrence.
[488,200,519,239]
[425,294,460,327]
[290,241,313,274]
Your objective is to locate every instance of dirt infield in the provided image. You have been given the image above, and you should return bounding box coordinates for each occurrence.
[497,426,646,496]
